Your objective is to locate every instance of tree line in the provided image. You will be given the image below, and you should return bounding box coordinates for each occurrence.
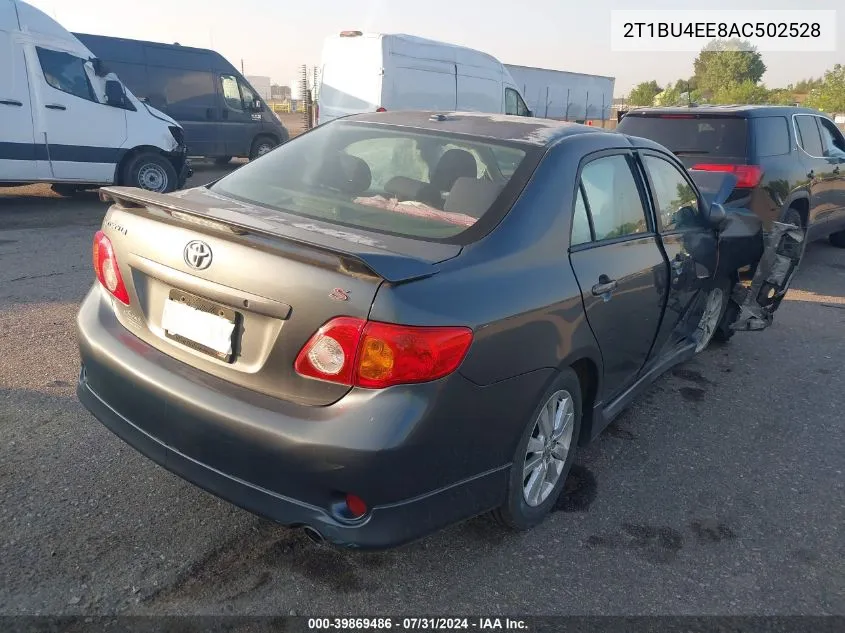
[626,39,844,113]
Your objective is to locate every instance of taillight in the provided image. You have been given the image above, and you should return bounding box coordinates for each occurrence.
[691,163,763,189]
[92,230,130,305]
[294,317,473,389]
[375,107,386,113]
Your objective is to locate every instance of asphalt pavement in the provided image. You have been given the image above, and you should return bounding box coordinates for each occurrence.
[1,165,843,616]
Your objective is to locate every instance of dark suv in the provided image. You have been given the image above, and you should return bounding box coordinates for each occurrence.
[617,105,845,247]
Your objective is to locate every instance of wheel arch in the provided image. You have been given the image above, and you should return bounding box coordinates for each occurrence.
[557,351,603,447]
[113,145,172,186]
[782,192,810,227]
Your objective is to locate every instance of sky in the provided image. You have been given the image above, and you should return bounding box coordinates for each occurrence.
[26,0,843,97]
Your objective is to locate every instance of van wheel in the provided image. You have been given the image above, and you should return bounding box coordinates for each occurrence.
[214,156,233,165]
[50,184,84,197]
[123,152,177,193]
[491,369,582,531]
[830,230,845,249]
[249,136,276,160]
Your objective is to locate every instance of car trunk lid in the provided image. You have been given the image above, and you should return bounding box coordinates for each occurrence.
[96,186,460,406]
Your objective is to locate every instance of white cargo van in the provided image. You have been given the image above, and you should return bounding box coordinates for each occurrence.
[0,0,190,194]
[317,32,533,125]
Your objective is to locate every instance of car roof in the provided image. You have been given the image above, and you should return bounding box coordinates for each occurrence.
[340,111,611,147]
[623,104,822,118]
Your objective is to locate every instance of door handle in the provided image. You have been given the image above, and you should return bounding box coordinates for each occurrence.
[0,99,23,107]
[591,275,618,296]
[45,104,66,110]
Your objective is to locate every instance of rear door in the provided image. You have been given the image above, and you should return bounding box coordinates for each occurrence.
[0,25,43,181]
[794,113,837,228]
[568,151,667,401]
[815,115,845,232]
[638,151,719,360]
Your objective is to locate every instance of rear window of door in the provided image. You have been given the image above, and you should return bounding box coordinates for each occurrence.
[642,155,704,232]
[795,115,824,157]
[752,117,791,157]
[617,115,747,159]
[573,154,650,243]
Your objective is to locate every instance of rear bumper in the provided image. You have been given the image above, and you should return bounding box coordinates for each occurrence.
[76,287,548,548]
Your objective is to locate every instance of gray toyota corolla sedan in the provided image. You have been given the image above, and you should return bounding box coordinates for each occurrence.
[77,111,801,549]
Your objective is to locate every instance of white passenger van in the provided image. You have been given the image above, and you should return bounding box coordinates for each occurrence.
[0,0,190,194]
[317,31,533,125]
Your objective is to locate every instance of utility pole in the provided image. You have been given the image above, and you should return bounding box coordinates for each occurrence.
[241,59,245,74]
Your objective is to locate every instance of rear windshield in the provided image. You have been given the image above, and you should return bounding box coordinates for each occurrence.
[618,115,748,158]
[209,122,533,241]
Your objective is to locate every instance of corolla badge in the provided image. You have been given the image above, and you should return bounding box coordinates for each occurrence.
[184,240,213,270]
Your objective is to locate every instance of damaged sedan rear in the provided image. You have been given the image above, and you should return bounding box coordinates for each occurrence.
[76,111,797,549]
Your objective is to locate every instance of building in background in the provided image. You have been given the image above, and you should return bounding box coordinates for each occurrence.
[246,75,272,100]
[271,84,291,100]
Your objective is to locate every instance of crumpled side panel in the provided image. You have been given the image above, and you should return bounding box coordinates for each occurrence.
[730,221,805,331]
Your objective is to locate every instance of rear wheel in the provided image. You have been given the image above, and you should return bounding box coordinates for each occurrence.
[694,281,731,352]
[214,156,233,166]
[122,152,177,193]
[491,369,582,531]
[830,230,845,249]
[249,135,277,160]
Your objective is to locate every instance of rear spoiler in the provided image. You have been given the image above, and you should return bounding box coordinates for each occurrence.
[98,187,443,284]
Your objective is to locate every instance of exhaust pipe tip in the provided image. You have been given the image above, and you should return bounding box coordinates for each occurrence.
[302,526,325,545]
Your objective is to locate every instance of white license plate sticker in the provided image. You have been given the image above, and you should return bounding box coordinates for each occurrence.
[161,298,235,356]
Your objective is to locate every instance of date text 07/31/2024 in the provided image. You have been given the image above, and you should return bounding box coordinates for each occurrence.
[307,617,529,631]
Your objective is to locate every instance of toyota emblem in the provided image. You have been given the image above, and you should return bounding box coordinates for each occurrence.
[184,240,213,270]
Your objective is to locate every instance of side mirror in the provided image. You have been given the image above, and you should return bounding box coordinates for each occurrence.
[105,80,127,108]
[707,202,728,228]
[526,109,534,118]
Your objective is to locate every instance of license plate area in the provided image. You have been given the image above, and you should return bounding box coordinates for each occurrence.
[162,289,239,362]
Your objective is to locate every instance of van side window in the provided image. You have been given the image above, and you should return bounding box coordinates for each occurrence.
[220,74,244,111]
[36,47,96,102]
[240,81,258,110]
[505,88,530,117]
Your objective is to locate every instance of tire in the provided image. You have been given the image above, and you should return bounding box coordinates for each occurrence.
[214,156,233,166]
[713,292,739,343]
[50,184,83,197]
[693,279,731,352]
[122,152,178,193]
[491,369,582,531]
[249,135,277,161]
[830,230,845,249]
